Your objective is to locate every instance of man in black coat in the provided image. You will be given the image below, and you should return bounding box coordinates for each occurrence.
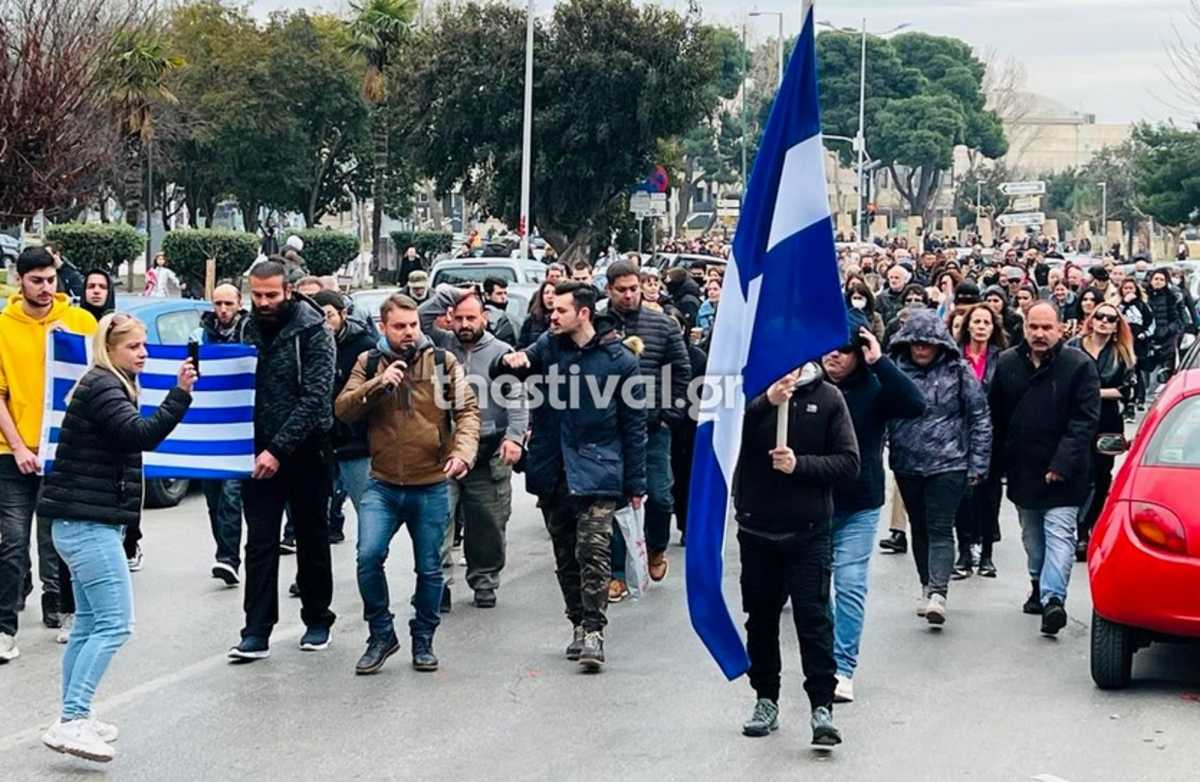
[663,267,703,328]
[734,362,860,747]
[604,260,691,587]
[229,260,337,661]
[989,301,1099,637]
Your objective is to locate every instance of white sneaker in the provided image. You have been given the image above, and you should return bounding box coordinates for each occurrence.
[42,719,115,762]
[56,614,74,644]
[86,716,119,743]
[926,593,947,626]
[0,632,18,662]
[834,674,855,704]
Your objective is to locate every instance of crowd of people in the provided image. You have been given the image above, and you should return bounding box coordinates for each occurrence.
[0,226,1193,762]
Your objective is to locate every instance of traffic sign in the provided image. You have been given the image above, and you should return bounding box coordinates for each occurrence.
[630,192,651,216]
[1010,195,1041,212]
[649,192,668,216]
[996,212,1045,228]
[1000,181,1046,197]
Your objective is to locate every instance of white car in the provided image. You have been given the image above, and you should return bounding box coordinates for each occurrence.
[430,256,546,286]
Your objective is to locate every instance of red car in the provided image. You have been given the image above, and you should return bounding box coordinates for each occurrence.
[1088,369,1200,689]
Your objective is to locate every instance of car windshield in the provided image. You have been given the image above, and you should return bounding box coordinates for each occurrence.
[433,267,518,285]
[1143,396,1200,467]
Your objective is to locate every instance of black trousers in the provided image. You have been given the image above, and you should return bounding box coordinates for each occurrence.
[240,449,335,640]
[1079,452,1115,539]
[954,472,1002,558]
[738,523,835,710]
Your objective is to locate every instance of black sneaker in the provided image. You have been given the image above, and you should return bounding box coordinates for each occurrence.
[1041,597,1068,636]
[1023,581,1043,615]
[356,635,400,675]
[578,631,605,672]
[473,588,497,608]
[976,557,997,578]
[440,585,452,614]
[565,626,586,660]
[879,530,907,554]
[212,562,240,586]
[289,581,300,599]
[412,637,439,672]
[951,550,973,580]
[1075,538,1089,562]
[300,624,332,651]
[227,636,270,662]
[279,537,296,555]
[810,706,842,748]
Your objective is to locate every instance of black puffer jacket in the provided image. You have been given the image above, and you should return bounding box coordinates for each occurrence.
[240,295,335,459]
[518,313,549,349]
[665,276,703,328]
[39,368,191,526]
[332,317,376,459]
[607,304,692,427]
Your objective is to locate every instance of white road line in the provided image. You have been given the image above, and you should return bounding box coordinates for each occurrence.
[0,625,303,753]
[1033,774,1073,782]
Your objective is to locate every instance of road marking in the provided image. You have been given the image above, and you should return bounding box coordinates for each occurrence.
[1033,774,1073,782]
[0,625,303,753]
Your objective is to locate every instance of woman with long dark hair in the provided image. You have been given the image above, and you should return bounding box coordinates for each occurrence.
[845,280,885,341]
[518,279,557,348]
[1118,278,1154,412]
[952,303,1008,578]
[1068,303,1135,559]
[39,314,194,762]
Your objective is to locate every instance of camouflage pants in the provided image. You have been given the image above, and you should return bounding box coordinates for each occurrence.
[543,490,616,633]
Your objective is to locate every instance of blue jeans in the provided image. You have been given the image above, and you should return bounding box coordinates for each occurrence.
[330,458,371,537]
[357,479,449,641]
[203,480,243,570]
[830,507,881,678]
[1017,506,1078,604]
[52,521,133,722]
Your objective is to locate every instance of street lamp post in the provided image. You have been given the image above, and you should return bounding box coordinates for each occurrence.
[1099,181,1108,252]
[518,0,535,260]
[748,11,784,89]
[740,20,748,198]
[818,19,909,242]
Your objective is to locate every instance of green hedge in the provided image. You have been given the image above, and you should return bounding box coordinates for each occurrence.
[284,229,360,277]
[389,231,452,259]
[160,229,258,286]
[44,223,143,275]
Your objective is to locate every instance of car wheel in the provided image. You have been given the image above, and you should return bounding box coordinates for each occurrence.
[145,478,190,509]
[1091,610,1135,690]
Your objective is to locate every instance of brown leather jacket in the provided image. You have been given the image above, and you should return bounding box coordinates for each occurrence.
[335,339,480,486]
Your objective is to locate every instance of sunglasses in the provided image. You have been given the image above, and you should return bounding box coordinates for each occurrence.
[1093,312,1119,324]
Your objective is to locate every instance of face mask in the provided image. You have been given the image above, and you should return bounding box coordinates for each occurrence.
[850,297,867,310]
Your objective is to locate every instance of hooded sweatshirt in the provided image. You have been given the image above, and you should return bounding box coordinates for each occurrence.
[0,293,98,453]
[80,268,116,322]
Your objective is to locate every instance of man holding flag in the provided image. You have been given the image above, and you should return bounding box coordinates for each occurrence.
[684,1,855,747]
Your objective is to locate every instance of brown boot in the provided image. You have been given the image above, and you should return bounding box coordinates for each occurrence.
[648,551,669,582]
[607,579,628,603]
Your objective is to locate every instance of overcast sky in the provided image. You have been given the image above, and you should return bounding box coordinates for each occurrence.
[251,0,1191,124]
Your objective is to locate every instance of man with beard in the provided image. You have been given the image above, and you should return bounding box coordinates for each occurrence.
[80,269,115,322]
[227,260,337,662]
[191,284,250,586]
[0,248,97,661]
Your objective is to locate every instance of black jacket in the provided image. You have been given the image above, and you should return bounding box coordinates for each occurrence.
[80,268,116,322]
[332,318,377,459]
[989,342,1101,509]
[831,356,926,513]
[56,259,85,301]
[607,304,691,428]
[491,315,646,500]
[518,314,549,349]
[39,368,191,526]
[733,371,861,535]
[665,277,703,328]
[195,309,250,345]
[240,295,335,460]
[484,302,518,346]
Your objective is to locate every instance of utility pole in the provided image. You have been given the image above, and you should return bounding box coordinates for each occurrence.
[518,0,535,259]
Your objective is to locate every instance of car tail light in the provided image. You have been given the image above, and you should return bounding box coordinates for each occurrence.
[1130,502,1188,555]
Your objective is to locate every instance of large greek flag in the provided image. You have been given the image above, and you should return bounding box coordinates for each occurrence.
[685,4,848,679]
[40,331,258,480]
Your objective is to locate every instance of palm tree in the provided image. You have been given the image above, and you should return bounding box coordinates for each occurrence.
[346,0,417,269]
[98,27,183,287]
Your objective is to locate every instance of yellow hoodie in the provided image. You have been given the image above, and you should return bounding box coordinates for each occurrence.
[0,293,98,454]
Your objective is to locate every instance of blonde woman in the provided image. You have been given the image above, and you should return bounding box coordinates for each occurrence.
[1067,303,1135,559]
[39,314,194,762]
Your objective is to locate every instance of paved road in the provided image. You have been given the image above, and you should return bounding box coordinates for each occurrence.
[3,477,1198,781]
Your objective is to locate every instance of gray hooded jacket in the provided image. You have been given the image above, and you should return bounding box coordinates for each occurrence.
[887,309,992,480]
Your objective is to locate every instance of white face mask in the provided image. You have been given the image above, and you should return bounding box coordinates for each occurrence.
[850,297,868,310]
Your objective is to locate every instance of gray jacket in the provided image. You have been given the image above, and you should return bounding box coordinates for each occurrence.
[419,286,528,443]
[886,310,992,480]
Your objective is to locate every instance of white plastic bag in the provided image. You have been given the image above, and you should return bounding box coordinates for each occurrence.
[614,505,650,599]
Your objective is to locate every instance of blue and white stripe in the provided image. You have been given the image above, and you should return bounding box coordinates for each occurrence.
[40,332,258,480]
[685,2,849,680]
